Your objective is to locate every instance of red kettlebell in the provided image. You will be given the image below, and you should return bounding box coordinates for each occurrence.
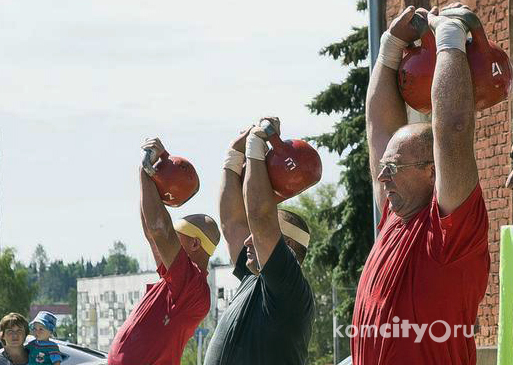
[448,8,513,110]
[398,9,512,113]
[398,13,436,114]
[143,150,200,207]
[263,123,322,201]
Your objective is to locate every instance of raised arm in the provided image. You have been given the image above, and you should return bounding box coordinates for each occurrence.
[243,119,281,268]
[219,127,252,264]
[367,6,419,210]
[140,138,182,270]
[428,7,478,215]
[140,206,163,267]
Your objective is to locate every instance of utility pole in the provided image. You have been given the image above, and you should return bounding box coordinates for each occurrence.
[197,331,203,365]
[332,282,339,364]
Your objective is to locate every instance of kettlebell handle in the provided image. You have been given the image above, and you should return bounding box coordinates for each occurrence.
[410,13,429,37]
[142,149,170,177]
[260,120,278,137]
[439,8,482,30]
[142,149,156,176]
[259,120,284,151]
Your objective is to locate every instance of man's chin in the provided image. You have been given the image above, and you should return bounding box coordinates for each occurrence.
[388,195,403,212]
[246,259,259,275]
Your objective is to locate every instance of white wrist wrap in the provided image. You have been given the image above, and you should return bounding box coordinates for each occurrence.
[377,31,408,70]
[245,133,267,161]
[435,20,467,54]
[223,149,245,176]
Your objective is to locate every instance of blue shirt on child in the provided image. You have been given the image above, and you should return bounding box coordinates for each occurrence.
[26,340,62,365]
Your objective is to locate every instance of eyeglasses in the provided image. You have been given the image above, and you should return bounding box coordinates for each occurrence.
[378,161,433,176]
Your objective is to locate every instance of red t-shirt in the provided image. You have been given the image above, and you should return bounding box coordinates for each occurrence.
[108,248,210,365]
[351,184,490,365]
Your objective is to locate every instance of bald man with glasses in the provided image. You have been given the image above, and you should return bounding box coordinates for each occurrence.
[352,4,490,365]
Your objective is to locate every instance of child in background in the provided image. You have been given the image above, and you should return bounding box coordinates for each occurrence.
[27,311,62,365]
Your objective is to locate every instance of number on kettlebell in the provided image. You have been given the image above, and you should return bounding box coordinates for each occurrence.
[285,157,297,171]
[492,62,502,77]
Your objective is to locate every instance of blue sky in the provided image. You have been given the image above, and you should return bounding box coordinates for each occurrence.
[0,0,366,269]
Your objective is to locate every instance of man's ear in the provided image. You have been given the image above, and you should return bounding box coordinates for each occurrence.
[191,237,201,251]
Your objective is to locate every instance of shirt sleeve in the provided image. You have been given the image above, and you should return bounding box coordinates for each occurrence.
[260,237,313,314]
[47,343,62,364]
[429,183,489,264]
[233,247,252,281]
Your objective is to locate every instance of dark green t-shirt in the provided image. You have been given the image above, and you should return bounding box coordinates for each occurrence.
[204,236,314,365]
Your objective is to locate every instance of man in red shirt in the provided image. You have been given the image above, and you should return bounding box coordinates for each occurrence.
[354,3,490,365]
[108,138,220,365]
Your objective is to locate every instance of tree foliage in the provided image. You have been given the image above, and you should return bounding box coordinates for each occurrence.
[281,184,351,362]
[104,241,140,275]
[307,0,373,323]
[22,241,140,342]
[31,244,49,276]
[29,241,140,306]
[0,248,36,317]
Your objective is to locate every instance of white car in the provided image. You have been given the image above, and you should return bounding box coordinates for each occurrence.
[50,339,107,365]
[1,336,107,365]
[338,356,352,365]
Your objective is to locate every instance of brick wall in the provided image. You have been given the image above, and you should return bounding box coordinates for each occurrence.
[383,0,510,347]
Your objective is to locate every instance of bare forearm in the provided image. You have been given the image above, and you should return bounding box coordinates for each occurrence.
[140,168,180,268]
[219,169,250,262]
[366,62,408,207]
[244,160,277,224]
[432,50,474,131]
[366,63,408,163]
[140,168,173,233]
[431,49,478,215]
[243,158,281,264]
[140,207,163,266]
[367,63,408,132]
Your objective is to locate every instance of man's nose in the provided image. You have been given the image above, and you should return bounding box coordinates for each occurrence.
[377,167,392,182]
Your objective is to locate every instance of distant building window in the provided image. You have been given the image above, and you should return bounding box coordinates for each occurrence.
[218,288,225,299]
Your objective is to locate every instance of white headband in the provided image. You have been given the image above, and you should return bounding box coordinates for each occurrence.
[278,217,310,247]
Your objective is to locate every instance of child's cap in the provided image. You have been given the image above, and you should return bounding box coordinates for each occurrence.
[29,311,57,333]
